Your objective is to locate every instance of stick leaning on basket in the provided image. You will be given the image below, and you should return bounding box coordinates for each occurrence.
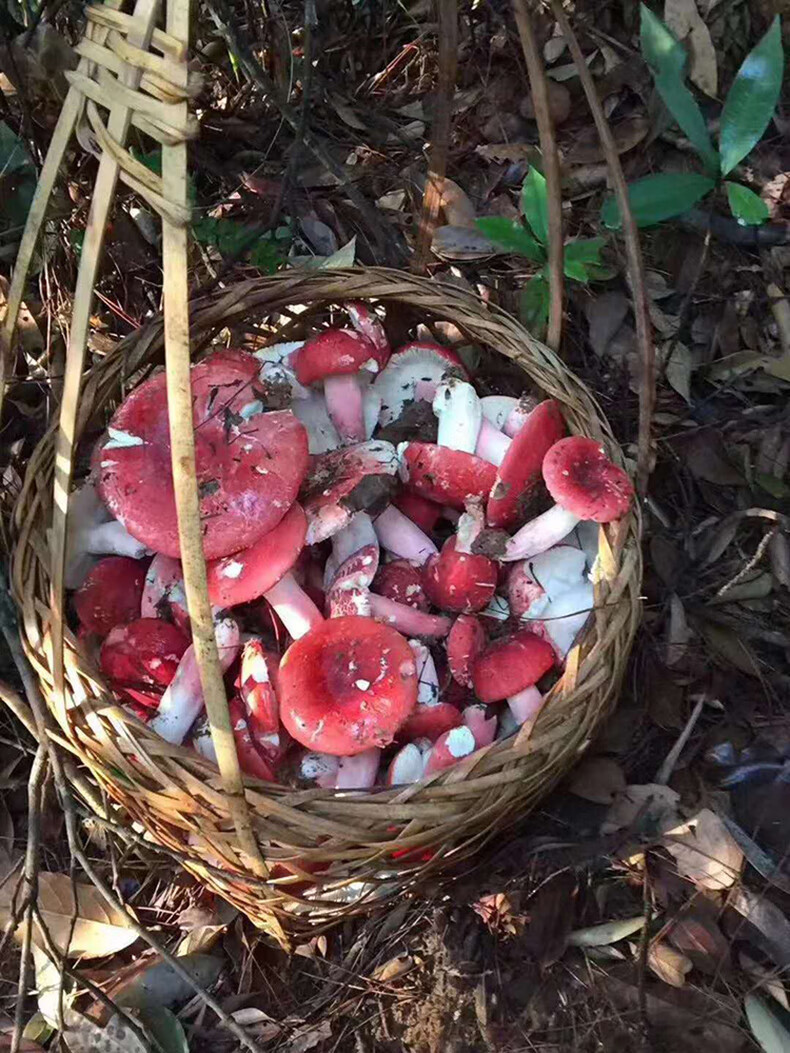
[4,0,642,946]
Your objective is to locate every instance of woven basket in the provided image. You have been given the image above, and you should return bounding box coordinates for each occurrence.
[11,268,641,943]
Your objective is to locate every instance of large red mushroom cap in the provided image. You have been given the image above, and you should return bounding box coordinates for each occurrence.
[74,556,146,636]
[486,400,565,528]
[399,442,497,510]
[472,629,555,704]
[206,503,307,608]
[422,537,497,614]
[96,349,309,559]
[293,329,381,385]
[100,618,190,690]
[446,614,487,688]
[543,436,634,522]
[279,615,418,755]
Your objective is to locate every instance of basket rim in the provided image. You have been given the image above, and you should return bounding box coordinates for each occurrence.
[10,267,642,933]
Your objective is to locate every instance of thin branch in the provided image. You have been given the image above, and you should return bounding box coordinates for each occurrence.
[548,0,655,494]
[205,0,404,266]
[512,0,563,350]
[413,0,458,271]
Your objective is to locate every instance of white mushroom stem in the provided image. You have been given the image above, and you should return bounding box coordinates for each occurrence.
[374,505,437,564]
[336,748,381,789]
[408,639,440,707]
[149,613,240,745]
[332,512,377,568]
[264,573,323,640]
[368,593,450,638]
[300,751,340,788]
[455,499,485,555]
[432,379,482,453]
[507,684,544,725]
[475,419,512,466]
[481,395,518,431]
[63,481,150,588]
[540,581,594,658]
[503,504,581,561]
[363,388,382,439]
[387,743,425,785]
[324,374,366,443]
[504,396,538,437]
[292,392,342,454]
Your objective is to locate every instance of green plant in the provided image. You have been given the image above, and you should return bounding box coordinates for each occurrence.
[476,167,614,335]
[602,8,783,230]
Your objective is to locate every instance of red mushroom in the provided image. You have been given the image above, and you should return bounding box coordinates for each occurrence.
[294,329,384,443]
[140,553,190,631]
[422,502,497,613]
[301,440,399,544]
[486,400,565,529]
[504,436,633,560]
[373,341,467,427]
[74,556,147,636]
[393,491,442,535]
[399,442,497,510]
[446,614,487,687]
[423,725,477,775]
[398,702,462,743]
[278,616,418,755]
[96,349,309,559]
[206,504,322,640]
[100,618,190,690]
[472,629,555,725]
[148,613,240,744]
[238,637,279,736]
[373,560,429,611]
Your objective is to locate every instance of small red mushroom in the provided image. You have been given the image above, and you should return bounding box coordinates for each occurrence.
[96,349,309,559]
[100,618,190,690]
[278,615,418,755]
[373,560,429,611]
[238,637,279,736]
[486,399,565,529]
[446,614,487,687]
[399,442,497,510]
[294,328,382,443]
[422,501,498,614]
[504,436,634,560]
[301,440,399,544]
[398,702,462,743]
[206,504,323,640]
[74,556,147,636]
[423,725,476,775]
[472,628,555,726]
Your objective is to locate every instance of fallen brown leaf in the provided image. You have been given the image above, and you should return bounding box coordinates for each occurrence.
[565,115,649,164]
[648,940,693,987]
[567,756,627,804]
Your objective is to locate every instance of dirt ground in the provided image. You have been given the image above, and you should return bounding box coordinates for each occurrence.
[0,0,790,1049]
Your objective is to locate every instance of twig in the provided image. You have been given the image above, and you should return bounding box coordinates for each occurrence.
[11,742,46,1053]
[715,526,776,599]
[512,0,563,350]
[205,0,404,266]
[413,0,458,272]
[0,597,269,1053]
[659,218,712,382]
[653,695,704,785]
[636,862,651,1037]
[549,0,654,494]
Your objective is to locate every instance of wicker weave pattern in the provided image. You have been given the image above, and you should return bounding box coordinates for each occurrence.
[12,270,641,941]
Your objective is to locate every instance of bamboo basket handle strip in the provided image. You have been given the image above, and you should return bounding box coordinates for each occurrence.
[159,0,273,893]
[50,0,162,721]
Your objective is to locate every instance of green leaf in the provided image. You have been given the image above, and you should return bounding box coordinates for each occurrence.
[744,992,790,1053]
[563,237,610,282]
[639,6,718,171]
[725,181,770,225]
[139,1008,189,1053]
[520,272,550,337]
[601,172,716,229]
[521,167,549,244]
[720,17,784,175]
[474,217,545,262]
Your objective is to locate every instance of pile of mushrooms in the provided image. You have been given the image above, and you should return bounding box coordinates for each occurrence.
[69,303,633,790]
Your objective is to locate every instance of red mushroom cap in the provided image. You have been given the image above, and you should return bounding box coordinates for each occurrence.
[278,615,418,755]
[400,442,497,510]
[446,614,487,688]
[423,725,476,774]
[100,618,190,690]
[542,436,634,523]
[398,702,463,743]
[96,350,309,559]
[393,490,443,535]
[301,440,399,544]
[294,329,380,385]
[422,537,497,614]
[472,629,555,704]
[373,560,429,611]
[206,503,306,608]
[238,637,279,736]
[486,400,565,528]
[74,556,147,636]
